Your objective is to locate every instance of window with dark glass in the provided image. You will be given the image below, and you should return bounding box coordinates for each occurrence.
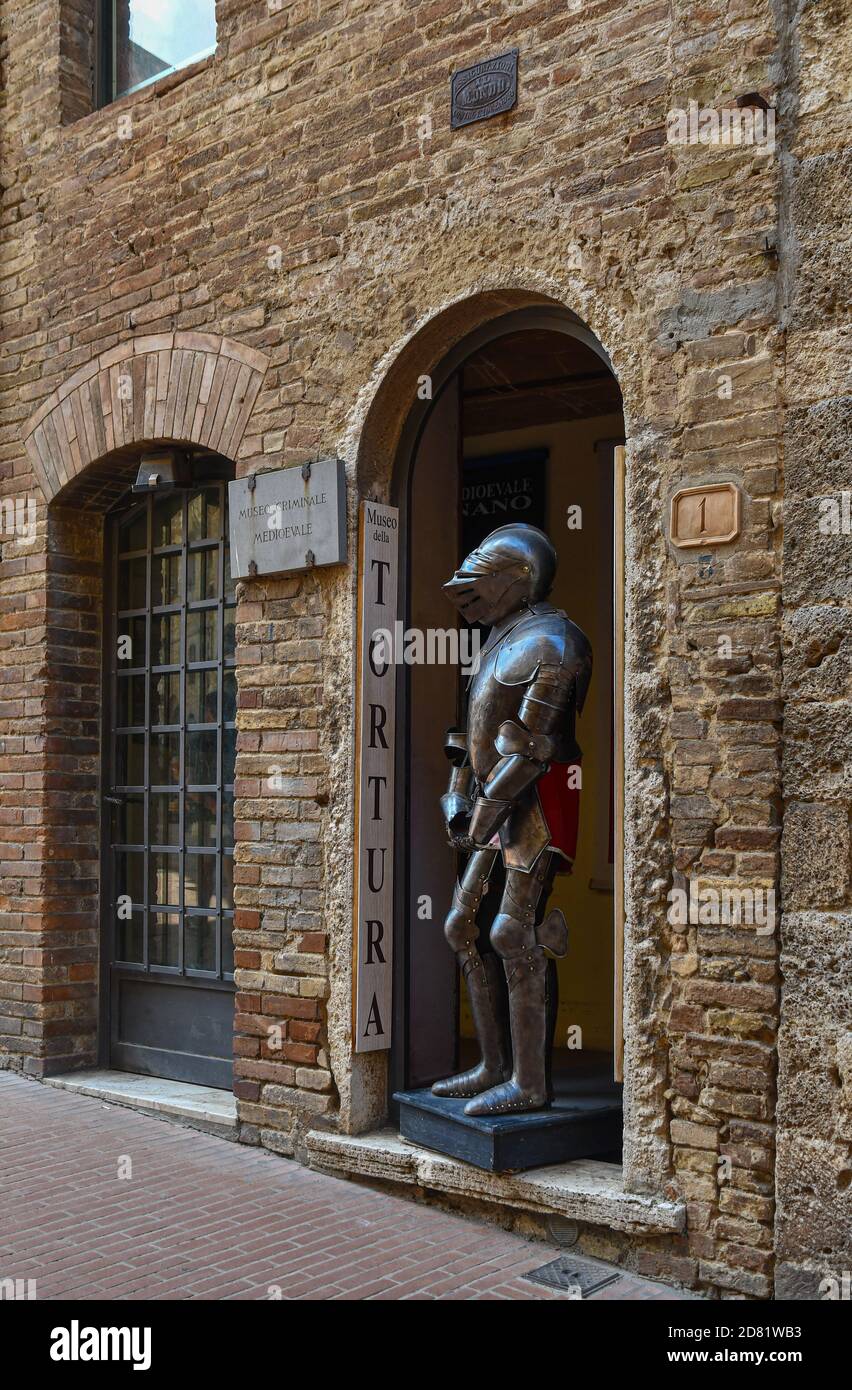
[101,1,217,104]
[111,480,236,981]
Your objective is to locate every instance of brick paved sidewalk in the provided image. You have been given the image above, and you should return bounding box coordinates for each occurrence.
[0,1072,691,1301]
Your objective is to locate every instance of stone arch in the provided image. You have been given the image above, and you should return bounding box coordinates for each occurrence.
[18,334,267,1079]
[23,332,269,504]
[347,282,633,502]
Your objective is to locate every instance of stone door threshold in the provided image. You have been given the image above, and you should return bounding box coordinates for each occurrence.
[306,1129,685,1235]
[44,1069,238,1138]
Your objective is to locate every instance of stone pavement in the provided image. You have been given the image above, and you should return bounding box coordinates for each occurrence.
[0,1072,693,1301]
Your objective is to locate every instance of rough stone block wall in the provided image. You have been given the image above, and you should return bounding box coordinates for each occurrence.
[775,0,852,1301]
[660,341,783,1298]
[0,0,846,1297]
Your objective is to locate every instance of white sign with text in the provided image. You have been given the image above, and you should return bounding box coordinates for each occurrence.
[228,458,346,578]
[353,500,399,1053]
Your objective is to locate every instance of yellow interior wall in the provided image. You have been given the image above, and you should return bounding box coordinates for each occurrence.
[461,412,623,1053]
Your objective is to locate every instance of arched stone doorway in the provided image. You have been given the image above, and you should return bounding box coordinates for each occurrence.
[361,299,628,1159]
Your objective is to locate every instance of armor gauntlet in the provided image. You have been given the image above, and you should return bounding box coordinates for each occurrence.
[468,665,574,848]
[440,729,474,846]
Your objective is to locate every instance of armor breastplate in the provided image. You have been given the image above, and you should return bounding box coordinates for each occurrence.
[468,643,524,782]
[466,604,590,783]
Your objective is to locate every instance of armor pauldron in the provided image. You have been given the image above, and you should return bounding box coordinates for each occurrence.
[495,611,592,715]
[494,612,576,684]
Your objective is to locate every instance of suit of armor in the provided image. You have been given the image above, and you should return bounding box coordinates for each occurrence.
[434,523,592,1117]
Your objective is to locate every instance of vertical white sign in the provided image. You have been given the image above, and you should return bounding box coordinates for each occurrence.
[353,500,399,1052]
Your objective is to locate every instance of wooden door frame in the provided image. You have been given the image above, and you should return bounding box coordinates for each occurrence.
[613,444,626,1081]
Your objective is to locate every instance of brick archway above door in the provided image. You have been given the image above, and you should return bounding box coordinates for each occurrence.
[23,332,270,504]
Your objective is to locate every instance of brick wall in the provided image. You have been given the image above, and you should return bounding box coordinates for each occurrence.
[231,568,335,1155]
[0,0,846,1296]
[59,0,95,125]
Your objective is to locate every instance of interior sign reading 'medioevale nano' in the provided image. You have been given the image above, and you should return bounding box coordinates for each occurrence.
[228,457,347,578]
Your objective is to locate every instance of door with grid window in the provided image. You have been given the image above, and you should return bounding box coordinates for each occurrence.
[105,482,237,1088]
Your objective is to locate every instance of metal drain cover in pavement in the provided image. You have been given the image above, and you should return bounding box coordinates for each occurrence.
[522,1253,623,1297]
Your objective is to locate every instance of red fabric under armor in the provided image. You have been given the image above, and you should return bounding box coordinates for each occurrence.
[536,761,581,867]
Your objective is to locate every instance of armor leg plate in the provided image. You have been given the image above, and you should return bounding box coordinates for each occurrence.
[432,849,509,1099]
[465,853,557,1117]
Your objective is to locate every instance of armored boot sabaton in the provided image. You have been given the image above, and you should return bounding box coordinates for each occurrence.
[432,861,510,1099]
[464,900,566,1117]
[462,949,549,1116]
[431,952,510,1099]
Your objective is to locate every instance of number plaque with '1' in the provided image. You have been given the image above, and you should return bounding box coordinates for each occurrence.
[670,481,742,549]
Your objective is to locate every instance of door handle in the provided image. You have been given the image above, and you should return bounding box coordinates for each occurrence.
[103,795,125,806]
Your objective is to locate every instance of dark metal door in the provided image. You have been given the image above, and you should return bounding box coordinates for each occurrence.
[104,483,237,1088]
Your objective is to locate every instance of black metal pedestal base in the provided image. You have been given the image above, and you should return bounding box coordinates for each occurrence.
[394,1080,622,1174]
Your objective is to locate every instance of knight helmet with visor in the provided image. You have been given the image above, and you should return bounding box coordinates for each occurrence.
[443,523,557,626]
